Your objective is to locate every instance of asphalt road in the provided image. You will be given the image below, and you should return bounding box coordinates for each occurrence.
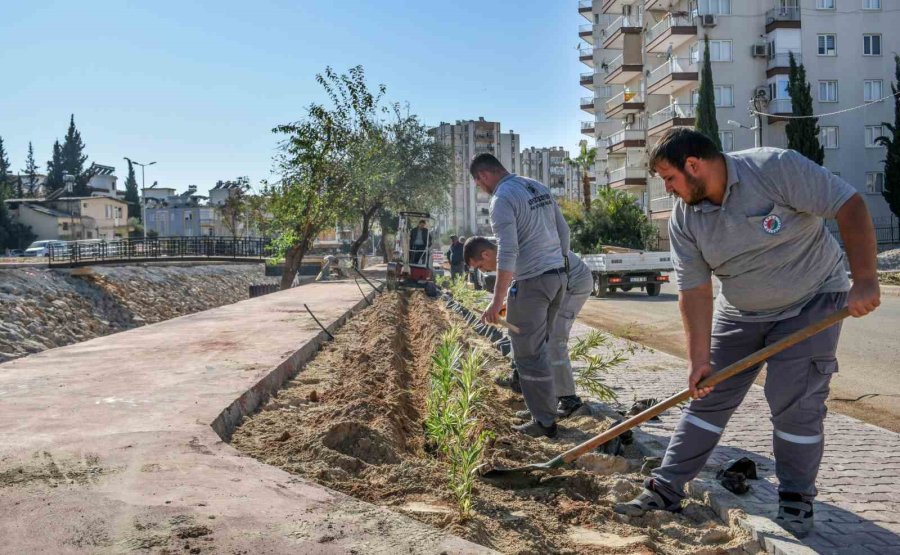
[577,281,900,433]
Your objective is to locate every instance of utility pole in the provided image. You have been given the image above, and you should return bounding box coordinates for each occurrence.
[124,157,156,239]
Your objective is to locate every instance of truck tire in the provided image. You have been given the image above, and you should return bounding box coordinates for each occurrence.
[594,275,609,297]
[646,283,661,296]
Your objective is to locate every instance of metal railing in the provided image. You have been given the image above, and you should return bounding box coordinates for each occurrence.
[607,128,646,146]
[769,98,793,114]
[602,15,642,39]
[648,57,697,87]
[603,53,624,74]
[767,51,801,69]
[607,165,646,183]
[579,23,593,34]
[827,216,900,246]
[766,6,801,24]
[581,121,597,133]
[48,236,271,266]
[580,71,595,85]
[605,90,644,111]
[578,0,592,9]
[646,13,695,45]
[578,46,594,59]
[580,96,596,107]
[648,176,675,212]
[648,103,696,128]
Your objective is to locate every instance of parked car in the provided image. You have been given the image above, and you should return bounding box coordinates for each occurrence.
[23,240,69,257]
[2,249,24,257]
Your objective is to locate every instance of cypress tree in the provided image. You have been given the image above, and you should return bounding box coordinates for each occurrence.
[124,159,141,220]
[877,55,900,219]
[22,142,39,197]
[694,36,722,150]
[0,136,10,197]
[61,115,91,195]
[45,140,65,194]
[786,52,824,165]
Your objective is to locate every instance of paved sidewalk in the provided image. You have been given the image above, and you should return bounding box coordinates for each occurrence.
[570,322,900,555]
[0,278,488,554]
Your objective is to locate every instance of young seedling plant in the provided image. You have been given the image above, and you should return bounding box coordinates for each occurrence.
[568,330,626,404]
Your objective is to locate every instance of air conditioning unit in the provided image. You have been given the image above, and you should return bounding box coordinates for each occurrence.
[700,14,717,27]
[751,43,768,58]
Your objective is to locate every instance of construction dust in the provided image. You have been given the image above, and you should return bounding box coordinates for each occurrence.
[231,291,758,554]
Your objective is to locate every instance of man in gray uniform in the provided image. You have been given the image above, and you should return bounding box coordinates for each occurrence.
[469,153,570,437]
[465,238,593,417]
[615,128,880,538]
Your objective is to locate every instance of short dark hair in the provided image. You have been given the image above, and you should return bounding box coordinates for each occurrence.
[647,127,722,175]
[469,153,506,178]
[463,236,496,264]
[418,219,426,225]
[450,234,458,241]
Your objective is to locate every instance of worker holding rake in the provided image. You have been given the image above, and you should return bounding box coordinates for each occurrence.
[615,128,880,539]
[469,153,571,438]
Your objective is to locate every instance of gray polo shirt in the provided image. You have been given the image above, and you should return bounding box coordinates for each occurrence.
[669,148,855,322]
[490,174,569,280]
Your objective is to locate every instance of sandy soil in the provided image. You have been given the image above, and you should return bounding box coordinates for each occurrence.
[231,291,758,554]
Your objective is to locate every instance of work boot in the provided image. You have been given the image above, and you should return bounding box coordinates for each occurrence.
[557,395,584,418]
[495,368,521,393]
[514,409,531,420]
[775,492,814,538]
[613,487,681,517]
[512,419,557,438]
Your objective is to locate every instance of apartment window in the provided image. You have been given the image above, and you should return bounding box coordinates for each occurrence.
[863,34,882,56]
[820,126,839,149]
[709,40,733,62]
[816,0,835,8]
[818,34,836,56]
[818,80,838,102]
[719,131,734,152]
[769,78,790,100]
[864,79,883,102]
[693,85,734,107]
[866,172,885,193]
[698,0,731,14]
[865,125,884,147]
[863,0,881,9]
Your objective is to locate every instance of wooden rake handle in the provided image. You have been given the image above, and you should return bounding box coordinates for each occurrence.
[557,307,851,465]
[497,317,521,334]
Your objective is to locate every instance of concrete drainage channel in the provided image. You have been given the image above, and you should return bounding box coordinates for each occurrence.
[220,285,758,554]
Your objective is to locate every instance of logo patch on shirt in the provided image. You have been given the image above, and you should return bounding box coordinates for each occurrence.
[762,214,782,234]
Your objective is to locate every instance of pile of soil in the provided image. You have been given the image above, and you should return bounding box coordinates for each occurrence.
[231,291,755,554]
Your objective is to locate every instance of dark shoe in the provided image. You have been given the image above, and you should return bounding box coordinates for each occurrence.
[495,369,521,393]
[514,409,531,420]
[512,419,557,438]
[613,487,681,517]
[775,492,814,538]
[557,395,584,418]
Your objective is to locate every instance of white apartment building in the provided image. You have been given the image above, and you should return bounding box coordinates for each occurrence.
[430,118,520,235]
[578,0,898,245]
[521,146,576,200]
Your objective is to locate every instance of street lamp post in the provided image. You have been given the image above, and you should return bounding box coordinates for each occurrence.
[62,172,77,240]
[751,90,769,148]
[124,157,156,239]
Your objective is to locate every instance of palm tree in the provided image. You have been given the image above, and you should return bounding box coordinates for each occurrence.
[566,142,597,210]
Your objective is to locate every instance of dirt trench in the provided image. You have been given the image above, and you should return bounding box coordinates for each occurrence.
[231,291,758,554]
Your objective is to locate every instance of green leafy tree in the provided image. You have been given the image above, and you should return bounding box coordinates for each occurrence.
[123,159,141,220]
[0,184,36,251]
[45,140,65,194]
[563,188,656,251]
[877,54,900,218]
[565,142,597,210]
[786,52,824,165]
[61,115,97,195]
[219,183,249,239]
[377,207,399,263]
[266,66,377,289]
[22,142,39,197]
[694,36,722,150]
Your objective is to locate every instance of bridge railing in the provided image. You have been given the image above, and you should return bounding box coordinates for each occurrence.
[48,236,271,266]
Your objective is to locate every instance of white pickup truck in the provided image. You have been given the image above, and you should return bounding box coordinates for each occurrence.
[582,250,674,297]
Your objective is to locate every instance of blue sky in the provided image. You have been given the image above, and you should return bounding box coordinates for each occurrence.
[0,0,586,194]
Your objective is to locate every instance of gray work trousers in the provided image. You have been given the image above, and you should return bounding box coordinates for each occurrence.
[506,269,568,426]
[651,292,846,502]
[547,279,593,397]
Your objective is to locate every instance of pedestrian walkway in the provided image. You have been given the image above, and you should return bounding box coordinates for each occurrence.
[571,322,900,555]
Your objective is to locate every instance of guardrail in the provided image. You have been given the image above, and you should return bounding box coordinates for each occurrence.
[646,13,694,45]
[648,56,696,87]
[48,236,271,267]
[767,52,801,69]
[648,103,696,128]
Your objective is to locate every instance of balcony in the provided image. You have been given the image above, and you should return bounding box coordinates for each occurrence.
[603,54,643,85]
[767,98,793,124]
[605,90,645,118]
[766,51,801,78]
[606,165,647,191]
[601,15,643,49]
[646,57,698,95]
[578,0,593,20]
[645,14,696,53]
[765,6,801,33]
[579,46,594,66]
[648,176,675,213]
[581,121,597,136]
[580,96,596,112]
[601,0,638,14]
[580,71,594,89]
[579,23,594,45]
[606,128,646,153]
[647,103,696,136]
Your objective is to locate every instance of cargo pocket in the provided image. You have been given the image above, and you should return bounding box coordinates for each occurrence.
[800,357,838,411]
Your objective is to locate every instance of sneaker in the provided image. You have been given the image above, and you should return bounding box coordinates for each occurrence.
[613,487,681,517]
[775,492,814,538]
[512,419,557,438]
[557,395,584,418]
